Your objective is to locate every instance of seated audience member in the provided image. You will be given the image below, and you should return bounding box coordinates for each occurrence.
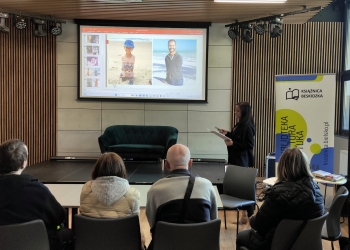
[146,144,218,249]
[236,148,324,250]
[0,139,74,250]
[79,152,145,249]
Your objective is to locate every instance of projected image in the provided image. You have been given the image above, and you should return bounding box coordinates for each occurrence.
[85,46,93,55]
[79,25,207,102]
[85,68,100,76]
[152,39,197,87]
[106,37,152,86]
[86,34,100,44]
[86,56,98,66]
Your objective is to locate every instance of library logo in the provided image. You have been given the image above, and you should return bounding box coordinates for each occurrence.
[286,88,299,100]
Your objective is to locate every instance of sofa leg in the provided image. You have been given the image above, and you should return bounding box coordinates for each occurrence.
[162,159,165,171]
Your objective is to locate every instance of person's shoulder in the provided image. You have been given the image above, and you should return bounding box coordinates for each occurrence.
[81,180,93,191]
[149,176,187,190]
[195,176,213,187]
[127,186,140,197]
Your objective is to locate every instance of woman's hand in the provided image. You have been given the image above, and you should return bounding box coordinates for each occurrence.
[218,128,228,135]
[225,140,233,146]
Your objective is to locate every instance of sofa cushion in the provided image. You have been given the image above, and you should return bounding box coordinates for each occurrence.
[108,144,165,154]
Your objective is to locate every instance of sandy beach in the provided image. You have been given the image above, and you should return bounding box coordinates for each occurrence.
[106,40,152,86]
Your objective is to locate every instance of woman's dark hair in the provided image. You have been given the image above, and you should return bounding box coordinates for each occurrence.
[0,139,28,174]
[235,102,255,140]
[277,148,313,182]
[91,152,127,180]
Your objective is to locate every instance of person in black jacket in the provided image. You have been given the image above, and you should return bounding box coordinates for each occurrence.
[236,148,324,250]
[218,101,255,223]
[0,139,74,250]
[219,101,255,167]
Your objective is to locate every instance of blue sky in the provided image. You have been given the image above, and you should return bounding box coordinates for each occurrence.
[153,39,197,52]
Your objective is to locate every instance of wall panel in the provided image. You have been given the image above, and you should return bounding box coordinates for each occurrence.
[232,22,343,176]
[0,18,56,166]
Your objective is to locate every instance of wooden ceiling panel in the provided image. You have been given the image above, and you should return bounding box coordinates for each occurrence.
[0,0,334,24]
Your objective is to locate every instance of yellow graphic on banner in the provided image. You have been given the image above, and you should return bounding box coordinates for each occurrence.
[275,109,308,148]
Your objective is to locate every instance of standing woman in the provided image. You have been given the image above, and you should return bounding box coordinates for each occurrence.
[218,101,255,223]
[219,101,255,167]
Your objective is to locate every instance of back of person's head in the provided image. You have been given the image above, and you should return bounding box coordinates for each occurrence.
[0,139,28,174]
[277,148,313,182]
[91,152,127,180]
[236,101,253,125]
[166,144,191,170]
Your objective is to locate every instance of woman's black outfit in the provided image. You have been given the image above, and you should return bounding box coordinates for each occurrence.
[236,177,324,250]
[226,121,255,167]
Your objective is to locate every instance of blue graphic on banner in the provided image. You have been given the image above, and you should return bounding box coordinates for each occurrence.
[275,133,290,161]
[276,75,318,81]
[309,147,334,173]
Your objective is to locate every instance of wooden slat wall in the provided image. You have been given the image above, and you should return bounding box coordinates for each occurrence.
[0,17,56,166]
[231,22,343,176]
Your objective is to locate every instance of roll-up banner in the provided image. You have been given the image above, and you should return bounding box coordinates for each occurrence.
[275,74,336,173]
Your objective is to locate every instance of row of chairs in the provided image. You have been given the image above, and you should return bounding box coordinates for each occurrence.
[0,215,222,250]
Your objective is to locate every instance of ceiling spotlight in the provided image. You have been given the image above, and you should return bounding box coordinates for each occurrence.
[270,17,283,38]
[254,22,267,35]
[50,22,62,36]
[15,16,27,30]
[33,19,47,37]
[228,26,239,40]
[0,13,10,33]
[241,23,253,43]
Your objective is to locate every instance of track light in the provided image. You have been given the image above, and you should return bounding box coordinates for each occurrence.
[241,23,253,43]
[254,22,267,35]
[0,13,10,33]
[50,22,62,36]
[228,26,239,40]
[270,17,283,38]
[33,19,47,37]
[15,16,27,30]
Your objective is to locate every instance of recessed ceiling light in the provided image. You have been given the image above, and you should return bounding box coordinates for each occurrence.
[214,0,286,3]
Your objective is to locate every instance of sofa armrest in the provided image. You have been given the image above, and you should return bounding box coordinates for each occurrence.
[98,136,108,153]
[165,133,178,152]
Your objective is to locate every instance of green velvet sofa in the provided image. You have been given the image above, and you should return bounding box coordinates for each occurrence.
[98,125,178,160]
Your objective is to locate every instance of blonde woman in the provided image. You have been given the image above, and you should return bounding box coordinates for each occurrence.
[80,152,145,249]
[236,148,324,250]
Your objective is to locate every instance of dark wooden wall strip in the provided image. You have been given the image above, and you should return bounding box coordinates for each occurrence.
[0,17,56,166]
[231,22,343,177]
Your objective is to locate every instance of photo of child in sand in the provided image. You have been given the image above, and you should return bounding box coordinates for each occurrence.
[106,37,152,87]
[152,39,197,87]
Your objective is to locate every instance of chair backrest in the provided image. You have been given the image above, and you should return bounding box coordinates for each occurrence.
[153,219,221,250]
[223,165,258,200]
[271,212,329,250]
[74,214,141,250]
[323,186,349,239]
[0,219,50,250]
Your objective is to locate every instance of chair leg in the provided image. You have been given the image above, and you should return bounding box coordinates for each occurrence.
[161,159,164,171]
[236,209,240,237]
[331,241,334,250]
[224,209,227,229]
